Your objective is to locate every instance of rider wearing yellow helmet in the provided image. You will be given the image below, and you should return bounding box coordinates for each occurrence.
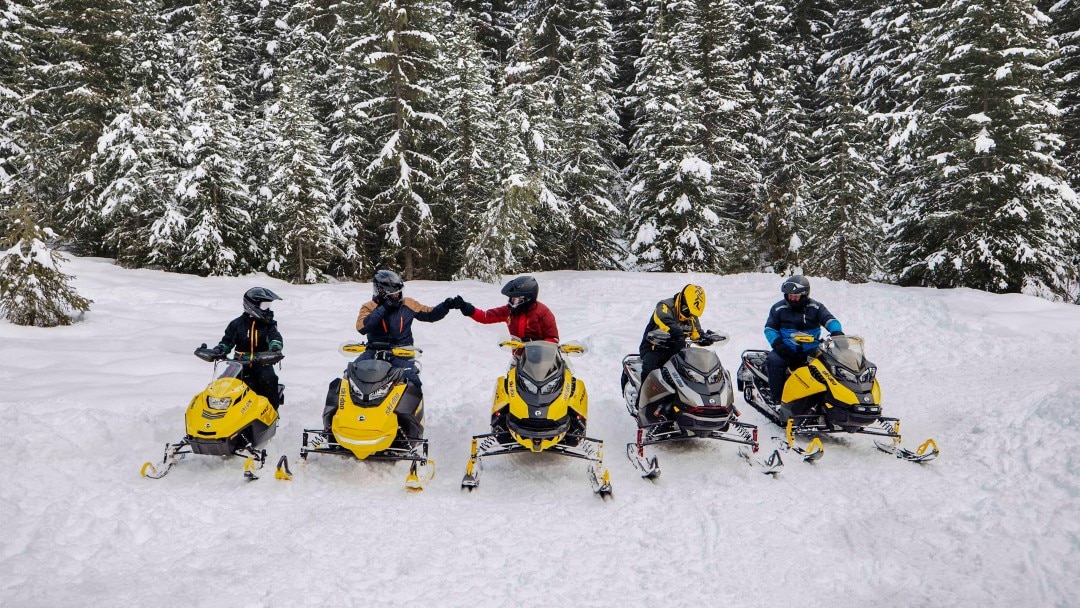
[636,284,723,422]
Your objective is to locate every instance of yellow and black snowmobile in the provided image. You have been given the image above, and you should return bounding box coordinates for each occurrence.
[461,340,611,497]
[141,346,284,480]
[737,334,938,463]
[295,342,434,490]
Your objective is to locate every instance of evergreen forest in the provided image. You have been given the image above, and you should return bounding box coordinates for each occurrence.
[1,0,1078,299]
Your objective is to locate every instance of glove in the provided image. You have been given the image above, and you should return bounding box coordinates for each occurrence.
[700,330,727,346]
[442,297,456,310]
[771,339,794,359]
[268,340,283,352]
[456,296,476,316]
[830,330,845,337]
[212,344,228,355]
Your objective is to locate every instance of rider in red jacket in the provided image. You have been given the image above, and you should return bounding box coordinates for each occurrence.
[454,276,559,343]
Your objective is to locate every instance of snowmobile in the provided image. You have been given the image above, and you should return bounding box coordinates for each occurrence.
[294,342,434,490]
[620,332,782,478]
[461,340,612,497]
[140,346,284,481]
[737,334,938,463]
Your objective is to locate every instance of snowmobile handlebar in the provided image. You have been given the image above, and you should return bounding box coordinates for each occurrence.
[194,345,283,365]
[645,330,728,348]
[340,341,422,359]
[498,339,587,356]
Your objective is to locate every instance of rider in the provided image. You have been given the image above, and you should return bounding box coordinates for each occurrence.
[322,270,457,431]
[764,275,844,404]
[453,275,559,343]
[637,284,724,422]
[354,269,456,387]
[210,287,284,409]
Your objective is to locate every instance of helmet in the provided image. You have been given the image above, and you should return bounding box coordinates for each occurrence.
[243,287,282,322]
[373,269,405,305]
[781,275,810,309]
[675,284,705,319]
[501,275,539,312]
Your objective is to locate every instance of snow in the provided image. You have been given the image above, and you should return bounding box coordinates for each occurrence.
[975,128,996,153]
[2,257,1079,606]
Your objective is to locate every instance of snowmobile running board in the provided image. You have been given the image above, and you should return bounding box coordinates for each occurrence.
[299,429,435,489]
[626,418,783,477]
[461,433,612,497]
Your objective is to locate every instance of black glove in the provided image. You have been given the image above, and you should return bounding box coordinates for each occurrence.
[442,297,457,310]
[830,330,844,337]
[212,344,227,355]
[458,299,475,316]
[771,339,794,359]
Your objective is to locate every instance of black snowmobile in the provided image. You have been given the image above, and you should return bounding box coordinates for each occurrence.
[620,331,781,477]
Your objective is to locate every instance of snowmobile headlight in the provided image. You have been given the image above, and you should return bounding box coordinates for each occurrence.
[207,396,232,410]
[367,383,392,401]
[858,367,877,383]
[683,367,706,383]
[539,378,563,395]
[707,369,722,384]
[519,377,539,394]
[832,365,858,383]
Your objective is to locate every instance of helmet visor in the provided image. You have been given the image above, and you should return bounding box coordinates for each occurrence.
[384,289,403,303]
[509,296,526,307]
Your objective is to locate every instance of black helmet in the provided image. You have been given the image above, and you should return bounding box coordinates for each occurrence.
[501,275,539,312]
[243,287,282,321]
[781,275,810,309]
[373,269,405,305]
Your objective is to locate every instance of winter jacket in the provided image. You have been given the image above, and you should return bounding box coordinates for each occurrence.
[356,297,450,347]
[467,301,559,343]
[218,312,283,360]
[763,298,842,355]
[638,296,702,354]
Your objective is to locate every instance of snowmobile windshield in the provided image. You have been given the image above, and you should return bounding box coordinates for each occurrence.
[518,341,562,383]
[216,360,244,380]
[681,347,720,374]
[826,335,866,370]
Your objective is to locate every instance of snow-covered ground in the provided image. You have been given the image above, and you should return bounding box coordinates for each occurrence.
[1,257,1078,607]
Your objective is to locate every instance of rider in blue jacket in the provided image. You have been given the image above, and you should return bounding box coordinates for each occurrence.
[764,275,844,404]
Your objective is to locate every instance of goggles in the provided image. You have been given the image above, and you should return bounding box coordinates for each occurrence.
[509,296,526,307]
[259,301,273,310]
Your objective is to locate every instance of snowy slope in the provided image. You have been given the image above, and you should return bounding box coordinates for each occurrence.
[1,257,1078,607]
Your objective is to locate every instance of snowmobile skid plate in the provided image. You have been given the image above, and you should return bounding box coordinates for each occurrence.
[461,433,612,497]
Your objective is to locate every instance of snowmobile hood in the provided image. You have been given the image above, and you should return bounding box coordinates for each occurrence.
[519,341,562,383]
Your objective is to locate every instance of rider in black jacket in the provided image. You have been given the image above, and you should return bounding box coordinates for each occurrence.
[211,287,284,409]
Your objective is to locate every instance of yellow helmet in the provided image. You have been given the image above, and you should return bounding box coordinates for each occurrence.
[676,284,706,319]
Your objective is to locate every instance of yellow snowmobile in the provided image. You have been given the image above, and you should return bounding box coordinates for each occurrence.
[738,334,938,463]
[295,342,434,490]
[141,346,284,480]
[461,340,611,497]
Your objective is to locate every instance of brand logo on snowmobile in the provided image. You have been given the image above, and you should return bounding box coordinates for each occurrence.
[709,398,715,404]
[863,396,871,403]
[205,423,211,428]
[357,415,366,421]
[535,410,542,416]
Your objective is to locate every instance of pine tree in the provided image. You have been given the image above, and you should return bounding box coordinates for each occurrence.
[361,0,446,279]
[886,0,1080,294]
[1047,0,1079,191]
[626,0,736,272]
[0,199,92,327]
[168,0,256,276]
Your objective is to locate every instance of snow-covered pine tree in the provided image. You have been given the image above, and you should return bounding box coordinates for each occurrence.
[802,2,883,282]
[737,0,813,272]
[0,0,31,227]
[323,0,379,278]
[1046,0,1079,191]
[93,0,183,267]
[0,198,91,327]
[549,0,625,271]
[683,0,756,271]
[361,0,446,280]
[168,0,256,276]
[452,0,517,66]
[626,0,734,273]
[886,0,1080,294]
[610,0,646,169]
[439,13,501,279]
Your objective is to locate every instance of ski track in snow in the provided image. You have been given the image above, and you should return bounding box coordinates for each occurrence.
[1,258,1079,606]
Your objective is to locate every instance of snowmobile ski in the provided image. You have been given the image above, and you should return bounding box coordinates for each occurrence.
[461,432,611,496]
[778,419,825,462]
[872,420,939,462]
[405,458,435,491]
[738,446,784,475]
[275,455,292,480]
[140,441,192,479]
[589,462,613,498]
